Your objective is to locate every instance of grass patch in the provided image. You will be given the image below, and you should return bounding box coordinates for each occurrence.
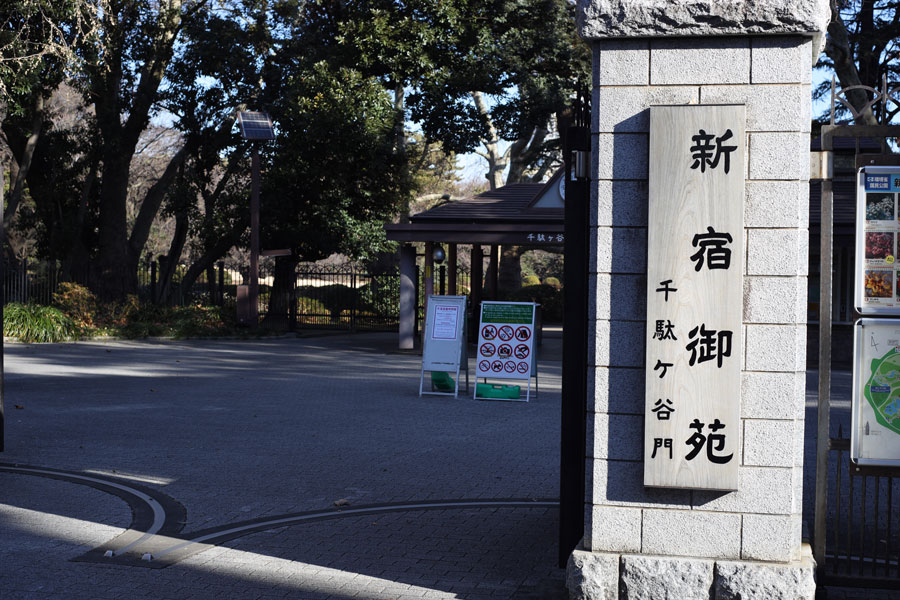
[4,303,81,343]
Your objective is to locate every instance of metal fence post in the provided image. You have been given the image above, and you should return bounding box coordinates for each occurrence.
[151,261,157,304]
[21,258,27,303]
[414,265,420,339]
[218,261,225,305]
[289,263,297,332]
[350,270,357,331]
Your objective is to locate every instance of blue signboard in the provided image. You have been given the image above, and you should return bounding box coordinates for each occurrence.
[865,172,900,192]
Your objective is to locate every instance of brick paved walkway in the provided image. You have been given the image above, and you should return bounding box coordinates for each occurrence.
[0,333,566,599]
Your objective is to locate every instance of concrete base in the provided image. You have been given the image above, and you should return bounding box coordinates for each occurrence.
[567,545,816,600]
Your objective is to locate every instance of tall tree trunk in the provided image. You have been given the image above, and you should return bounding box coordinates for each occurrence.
[96,150,138,300]
[4,92,43,225]
[262,254,298,330]
[93,0,187,301]
[506,125,548,184]
[499,245,526,295]
[472,91,508,190]
[159,204,188,304]
[179,214,248,298]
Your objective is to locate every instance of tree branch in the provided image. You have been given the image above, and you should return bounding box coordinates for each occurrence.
[825,0,879,125]
[5,92,44,223]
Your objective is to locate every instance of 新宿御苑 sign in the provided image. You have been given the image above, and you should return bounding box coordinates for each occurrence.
[643,104,744,491]
[855,166,900,314]
[852,319,900,466]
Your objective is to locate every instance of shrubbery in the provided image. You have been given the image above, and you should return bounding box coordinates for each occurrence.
[1,282,244,343]
[506,284,563,322]
[522,274,541,287]
[4,303,81,343]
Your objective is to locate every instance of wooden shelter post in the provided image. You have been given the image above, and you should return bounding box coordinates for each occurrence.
[424,242,435,342]
[399,244,416,350]
[487,244,499,299]
[471,244,484,339]
[448,244,458,296]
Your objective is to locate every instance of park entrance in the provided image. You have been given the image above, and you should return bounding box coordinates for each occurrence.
[814,80,900,591]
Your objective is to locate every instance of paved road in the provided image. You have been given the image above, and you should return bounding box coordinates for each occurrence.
[2,333,896,599]
[0,333,566,599]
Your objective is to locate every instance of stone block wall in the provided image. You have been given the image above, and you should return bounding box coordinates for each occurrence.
[586,36,811,565]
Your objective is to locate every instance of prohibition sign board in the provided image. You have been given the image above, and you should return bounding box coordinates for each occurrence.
[475,301,538,401]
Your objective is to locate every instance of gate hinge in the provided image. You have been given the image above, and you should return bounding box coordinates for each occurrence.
[810,151,833,181]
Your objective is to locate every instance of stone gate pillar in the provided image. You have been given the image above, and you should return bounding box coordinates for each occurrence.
[568,2,829,598]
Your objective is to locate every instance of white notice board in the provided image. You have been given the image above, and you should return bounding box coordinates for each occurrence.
[852,319,900,466]
[644,105,744,491]
[855,166,900,314]
[420,295,468,397]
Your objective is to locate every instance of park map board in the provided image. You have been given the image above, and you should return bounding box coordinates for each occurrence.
[852,319,900,466]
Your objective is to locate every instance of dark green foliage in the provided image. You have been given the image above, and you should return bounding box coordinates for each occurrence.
[264,62,408,263]
[543,276,561,289]
[358,274,400,318]
[297,284,359,321]
[116,305,237,340]
[506,284,563,322]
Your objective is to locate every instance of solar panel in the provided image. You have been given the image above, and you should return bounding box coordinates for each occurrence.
[237,111,275,140]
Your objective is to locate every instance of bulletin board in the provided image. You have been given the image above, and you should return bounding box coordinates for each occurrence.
[855,166,900,314]
[419,295,468,397]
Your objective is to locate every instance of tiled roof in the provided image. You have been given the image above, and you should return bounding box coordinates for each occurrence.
[410,183,561,224]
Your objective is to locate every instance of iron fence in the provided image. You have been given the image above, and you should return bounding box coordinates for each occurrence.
[258,262,471,332]
[823,426,900,589]
[2,258,472,333]
[2,260,220,306]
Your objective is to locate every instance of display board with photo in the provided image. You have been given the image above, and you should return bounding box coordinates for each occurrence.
[856,168,900,313]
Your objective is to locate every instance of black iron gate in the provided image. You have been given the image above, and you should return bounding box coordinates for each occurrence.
[815,77,900,591]
[823,427,900,588]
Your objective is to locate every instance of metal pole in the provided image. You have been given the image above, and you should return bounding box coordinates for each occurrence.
[559,108,590,567]
[289,263,297,333]
[814,142,834,571]
[250,145,261,327]
[218,261,225,306]
[0,168,5,452]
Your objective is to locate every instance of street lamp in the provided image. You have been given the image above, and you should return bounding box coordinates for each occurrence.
[237,110,275,326]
